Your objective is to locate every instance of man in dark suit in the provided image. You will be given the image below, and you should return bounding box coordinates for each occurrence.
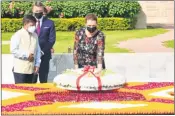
[32,1,56,83]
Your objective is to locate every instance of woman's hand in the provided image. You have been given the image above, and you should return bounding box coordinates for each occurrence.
[95,64,102,76]
[75,65,78,69]
[94,68,102,76]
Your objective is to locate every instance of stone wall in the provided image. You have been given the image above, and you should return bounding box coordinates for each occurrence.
[2,53,174,84]
[136,1,174,29]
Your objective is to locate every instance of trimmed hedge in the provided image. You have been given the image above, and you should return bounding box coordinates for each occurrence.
[1,1,141,18]
[1,18,136,32]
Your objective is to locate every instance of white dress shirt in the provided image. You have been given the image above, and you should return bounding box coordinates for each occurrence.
[36,16,43,28]
[35,16,44,56]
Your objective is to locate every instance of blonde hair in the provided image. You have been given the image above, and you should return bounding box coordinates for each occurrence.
[85,13,97,22]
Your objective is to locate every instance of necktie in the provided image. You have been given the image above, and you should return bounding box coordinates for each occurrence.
[37,20,40,35]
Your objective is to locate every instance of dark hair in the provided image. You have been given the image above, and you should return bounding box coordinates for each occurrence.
[33,1,44,7]
[85,13,97,22]
[43,7,47,14]
[23,15,37,25]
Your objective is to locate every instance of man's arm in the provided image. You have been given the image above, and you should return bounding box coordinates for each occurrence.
[10,33,29,60]
[34,40,41,74]
[34,40,41,67]
[42,21,56,53]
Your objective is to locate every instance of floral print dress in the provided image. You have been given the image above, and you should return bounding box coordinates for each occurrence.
[73,27,105,68]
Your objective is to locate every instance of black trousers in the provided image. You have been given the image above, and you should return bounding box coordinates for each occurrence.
[32,55,50,83]
[13,72,33,84]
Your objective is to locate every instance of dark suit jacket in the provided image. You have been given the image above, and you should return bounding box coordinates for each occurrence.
[38,17,56,59]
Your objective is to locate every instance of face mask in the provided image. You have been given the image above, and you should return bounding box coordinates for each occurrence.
[34,12,43,19]
[27,26,36,33]
[86,26,97,33]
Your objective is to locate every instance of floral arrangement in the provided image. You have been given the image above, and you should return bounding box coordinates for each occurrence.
[2,82,174,115]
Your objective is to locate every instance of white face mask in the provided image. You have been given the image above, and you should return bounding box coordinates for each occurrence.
[27,26,36,33]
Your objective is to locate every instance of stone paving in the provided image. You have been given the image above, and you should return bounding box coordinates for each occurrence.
[118,29,174,52]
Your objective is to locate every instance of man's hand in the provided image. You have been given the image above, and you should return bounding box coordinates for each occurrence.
[51,48,54,53]
[34,66,39,74]
[41,51,44,56]
[28,53,34,62]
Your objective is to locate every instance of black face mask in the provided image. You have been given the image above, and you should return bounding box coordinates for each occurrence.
[86,26,97,33]
[34,12,43,19]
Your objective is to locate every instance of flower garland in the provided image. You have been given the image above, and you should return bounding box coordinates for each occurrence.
[76,66,102,91]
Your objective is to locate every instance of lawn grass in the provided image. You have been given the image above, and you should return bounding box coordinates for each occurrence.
[2,28,168,54]
[2,45,10,54]
[162,40,174,48]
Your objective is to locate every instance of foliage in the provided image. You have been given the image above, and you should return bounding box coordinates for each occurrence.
[1,1,33,18]
[1,17,135,32]
[1,1,141,18]
[108,1,141,18]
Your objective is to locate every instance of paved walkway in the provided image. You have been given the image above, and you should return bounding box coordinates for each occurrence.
[118,29,174,52]
[2,41,10,45]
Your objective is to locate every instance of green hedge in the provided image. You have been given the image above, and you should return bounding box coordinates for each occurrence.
[1,17,136,32]
[1,1,141,18]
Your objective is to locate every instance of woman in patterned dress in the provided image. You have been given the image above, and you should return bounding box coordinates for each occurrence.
[73,13,105,74]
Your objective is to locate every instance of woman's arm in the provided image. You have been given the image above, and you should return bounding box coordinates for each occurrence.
[96,32,105,70]
[73,31,79,69]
